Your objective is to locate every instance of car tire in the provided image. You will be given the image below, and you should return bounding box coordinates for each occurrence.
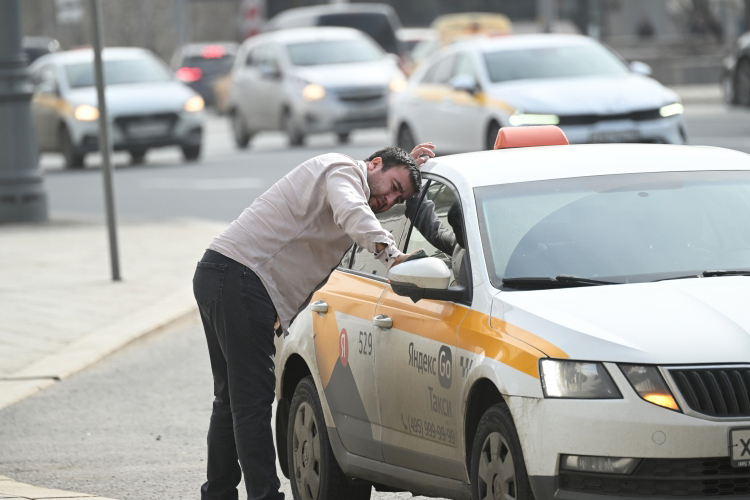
[337,132,350,144]
[60,126,85,169]
[288,376,371,500]
[231,110,251,149]
[129,150,147,165]
[182,144,201,162]
[283,110,305,147]
[722,72,738,105]
[470,403,533,500]
[736,58,750,107]
[397,124,416,152]
[486,121,501,150]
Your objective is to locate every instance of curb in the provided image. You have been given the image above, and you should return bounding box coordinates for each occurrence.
[0,475,118,500]
[0,286,199,411]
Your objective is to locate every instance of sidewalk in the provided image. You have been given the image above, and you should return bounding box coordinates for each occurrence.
[0,217,227,410]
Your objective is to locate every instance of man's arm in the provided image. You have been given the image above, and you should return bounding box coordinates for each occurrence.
[326,163,403,269]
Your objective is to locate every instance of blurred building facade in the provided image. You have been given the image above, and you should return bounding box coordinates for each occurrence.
[19,0,748,84]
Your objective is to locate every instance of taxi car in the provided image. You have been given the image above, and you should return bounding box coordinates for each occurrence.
[29,47,205,168]
[274,126,750,500]
[390,34,687,153]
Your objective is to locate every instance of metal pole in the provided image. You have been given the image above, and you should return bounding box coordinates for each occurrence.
[88,0,121,281]
[0,0,48,223]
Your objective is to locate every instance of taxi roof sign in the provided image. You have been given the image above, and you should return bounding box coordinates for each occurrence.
[494,125,569,149]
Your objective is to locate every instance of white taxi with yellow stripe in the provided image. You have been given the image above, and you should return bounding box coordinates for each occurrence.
[389,34,687,153]
[275,126,750,500]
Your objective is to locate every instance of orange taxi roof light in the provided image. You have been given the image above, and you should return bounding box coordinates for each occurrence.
[494,125,569,150]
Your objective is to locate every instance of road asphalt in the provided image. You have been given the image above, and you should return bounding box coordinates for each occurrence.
[0,84,727,500]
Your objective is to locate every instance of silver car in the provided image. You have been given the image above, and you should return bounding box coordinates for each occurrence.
[227,27,407,147]
[29,47,205,168]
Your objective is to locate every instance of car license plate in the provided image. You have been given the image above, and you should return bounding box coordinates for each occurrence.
[729,427,750,467]
[589,130,641,143]
[127,120,170,138]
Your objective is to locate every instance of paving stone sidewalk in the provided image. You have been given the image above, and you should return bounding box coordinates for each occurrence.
[0,217,227,410]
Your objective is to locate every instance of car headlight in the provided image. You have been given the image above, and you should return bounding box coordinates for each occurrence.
[184,95,205,113]
[302,83,325,101]
[73,104,99,121]
[540,359,621,399]
[620,364,680,411]
[659,102,684,117]
[389,77,408,93]
[509,111,560,126]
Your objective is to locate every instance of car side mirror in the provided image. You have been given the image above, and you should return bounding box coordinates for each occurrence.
[630,61,652,76]
[449,74,478,95]
[388,257,466,303]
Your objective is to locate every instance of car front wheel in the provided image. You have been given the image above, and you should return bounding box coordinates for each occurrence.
[182,144,201,162]
[736,58,750,106]
[471,403,533,500]
[231,110,251,149]
[288,376,371,500]
[397,124,415,152]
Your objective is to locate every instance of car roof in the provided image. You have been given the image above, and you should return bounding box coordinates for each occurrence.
[34,47,155,66]
[449,33,597,54]
[246,26,371,45]
[425,144,750,188]
[270,3,396,20]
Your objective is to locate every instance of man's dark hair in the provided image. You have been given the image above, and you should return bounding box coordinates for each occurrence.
[365,146,421,196]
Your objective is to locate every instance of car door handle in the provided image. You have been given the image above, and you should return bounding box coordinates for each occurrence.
[311,300,328,315]
[373,314,392,330]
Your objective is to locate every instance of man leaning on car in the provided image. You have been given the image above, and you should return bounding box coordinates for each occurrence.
[192,142,435,500]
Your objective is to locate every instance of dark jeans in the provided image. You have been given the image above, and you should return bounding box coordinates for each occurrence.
[193,249,283,500]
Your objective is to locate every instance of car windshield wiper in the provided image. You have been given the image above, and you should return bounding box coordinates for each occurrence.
[655,269,750,281]
[702,269,750,277]
[502,275,621,289]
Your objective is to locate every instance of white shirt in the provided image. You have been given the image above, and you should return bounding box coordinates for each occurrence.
[208,153,402,332]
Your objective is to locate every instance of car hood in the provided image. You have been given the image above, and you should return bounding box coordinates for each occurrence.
[492,277,750,364]
[486,74,680,116]
[291,60,398,89]
[66,81,195,115]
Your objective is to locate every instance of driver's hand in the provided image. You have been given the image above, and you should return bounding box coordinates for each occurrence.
[409,142,436,167]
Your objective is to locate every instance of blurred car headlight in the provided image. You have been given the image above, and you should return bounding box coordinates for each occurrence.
[389,77,408,93]
[620,364,680,411]
[540,359,622,399]
[302,83,326,101]
[184,95,205,113]
[509,112,560,126]
[73,104,99,121]
[659,102,684,117]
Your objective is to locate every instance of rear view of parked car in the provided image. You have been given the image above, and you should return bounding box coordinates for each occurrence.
[227,27,406,147]
[29,47,205,168]
[172,42,237,108]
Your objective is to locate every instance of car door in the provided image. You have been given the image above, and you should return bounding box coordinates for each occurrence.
[254,43,284,129]
[234,44,263,132]
[444,52,486,152]
[409,54,456,147]
[310,202,410,462]
[373,179,470,480]
[31,64,61,151]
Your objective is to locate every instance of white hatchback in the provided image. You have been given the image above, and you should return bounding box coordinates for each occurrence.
[275,127,750,500]
[389,34,688,153]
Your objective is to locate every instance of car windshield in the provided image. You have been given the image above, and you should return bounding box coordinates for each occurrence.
[285,38,383,66]
[317,13,400,54]
[181,55,234,75]
[64,56,172,88]
[483,44,629,83]
[475,171,750,289]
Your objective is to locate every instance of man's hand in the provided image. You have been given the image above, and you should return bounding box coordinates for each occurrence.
[392,248,425,267]
[409,142,436,167]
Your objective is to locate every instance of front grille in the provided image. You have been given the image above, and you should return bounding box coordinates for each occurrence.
[670,367,750,418]
[557,108,662,126]
[560,457,750,497]
[114,113,179,138]
[335,86,385,103]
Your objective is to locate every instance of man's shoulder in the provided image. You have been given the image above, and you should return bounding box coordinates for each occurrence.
[312,152,360,167]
